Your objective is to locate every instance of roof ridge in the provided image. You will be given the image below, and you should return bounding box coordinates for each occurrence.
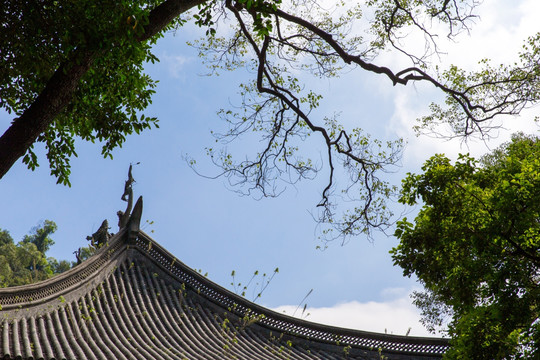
[130,231,450,356]
[0,221,449,357]
[0,228,128,310]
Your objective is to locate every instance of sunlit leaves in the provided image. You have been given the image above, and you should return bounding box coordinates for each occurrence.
[366,0,478,60]
[392,134,540,358]
[231,267,279,301]
[194,0,220,36]
[418,34,540,138]
[188,0,405,242]
[0,0,168,184]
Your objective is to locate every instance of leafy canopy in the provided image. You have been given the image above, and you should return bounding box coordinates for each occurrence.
[186,0,540,242]
[0,0,171,184]
[0,221,73,287]
[21,219,57,253]
[392,134,540,359]
[2,0,540,241]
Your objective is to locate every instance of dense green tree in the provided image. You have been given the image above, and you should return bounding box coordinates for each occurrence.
[0,253,12,286]
[2,0,540,240]
[0,229,12,247]
[0,231,15,287]
[0,221,75,287]
[47,258,73,274]
[0,240,46,286]
[392,134,540,359]
[21,220,57,253]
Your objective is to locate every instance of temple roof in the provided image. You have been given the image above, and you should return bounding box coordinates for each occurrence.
[0,201,449,360]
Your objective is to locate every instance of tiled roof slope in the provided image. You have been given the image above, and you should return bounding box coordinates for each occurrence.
[0,223,450,359]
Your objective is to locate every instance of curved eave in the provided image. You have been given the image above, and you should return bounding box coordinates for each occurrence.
[0,228,449,360]
[0,228,128,313]
[134,232,449,356]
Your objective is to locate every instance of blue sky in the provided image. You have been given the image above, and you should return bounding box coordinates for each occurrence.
[1,0,538,337]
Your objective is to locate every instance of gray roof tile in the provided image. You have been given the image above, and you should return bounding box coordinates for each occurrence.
[0,229,449,360]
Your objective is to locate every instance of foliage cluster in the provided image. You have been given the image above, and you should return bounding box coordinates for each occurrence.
[2,1,540,357]
[0,221,66,286]
[0,221,93,287]
[392,134,540,359]
[0,0,174,184]
[230,267,279,301]
[3,0,539,242]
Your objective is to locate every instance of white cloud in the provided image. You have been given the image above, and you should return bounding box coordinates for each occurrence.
[450,0,540,66]
[272,289,438,338]
[161,53,192,79]
[380,0,540,167]
[374,0,540,71]
[388,88,539,173]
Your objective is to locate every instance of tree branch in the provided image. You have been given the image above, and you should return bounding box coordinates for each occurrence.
[0,0,203,180]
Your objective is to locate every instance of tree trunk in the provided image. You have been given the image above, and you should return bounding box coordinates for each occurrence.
[0,51,95,180]
[0,0,204,180]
